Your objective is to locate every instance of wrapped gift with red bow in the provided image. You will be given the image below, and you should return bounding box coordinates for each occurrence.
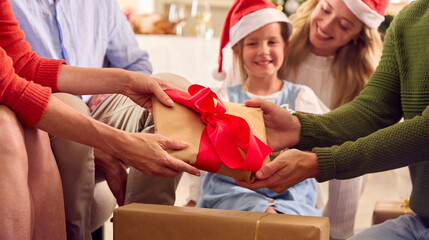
[152,84,272,183]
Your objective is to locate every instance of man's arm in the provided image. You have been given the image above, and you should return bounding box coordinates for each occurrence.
[104,0,152,75]
[87,0,153,110]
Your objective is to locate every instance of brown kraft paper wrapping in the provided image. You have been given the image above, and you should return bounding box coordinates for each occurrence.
[114,203,330,240]
[152,95,270,183]
[372,200,414,225]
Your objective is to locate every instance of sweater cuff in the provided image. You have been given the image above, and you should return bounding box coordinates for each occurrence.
[313,147,335,182]
[293,112,315,150]
[13,82,51,127]
[35,58,67,92]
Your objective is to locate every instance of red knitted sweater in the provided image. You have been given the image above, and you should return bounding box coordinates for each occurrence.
[0,0,66,127]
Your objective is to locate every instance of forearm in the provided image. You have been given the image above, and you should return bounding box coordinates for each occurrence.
[36,94,200,178]
[35,95,124,156]
[296,82,402,150]
[56,65,131,95]
[315,106,429,182]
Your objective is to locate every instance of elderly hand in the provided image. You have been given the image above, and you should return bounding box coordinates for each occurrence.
[244,98,302,151]
[236,149,319,193]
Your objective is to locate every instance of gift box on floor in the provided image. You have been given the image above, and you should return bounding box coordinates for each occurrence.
[372,200,414,225]
[113,203,330,240]
[152,85,272,183]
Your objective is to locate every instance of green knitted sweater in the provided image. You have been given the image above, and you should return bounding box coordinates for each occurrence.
[295,0,429,218]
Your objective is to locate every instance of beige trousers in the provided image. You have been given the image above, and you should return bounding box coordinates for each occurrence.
[50,93,96,240]
[91,94,181,206]
[51,93,180,240]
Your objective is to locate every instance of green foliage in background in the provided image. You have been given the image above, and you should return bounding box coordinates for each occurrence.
[378,14,394,35]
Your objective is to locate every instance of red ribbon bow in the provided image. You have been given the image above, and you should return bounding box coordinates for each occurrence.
[165,84,272,173]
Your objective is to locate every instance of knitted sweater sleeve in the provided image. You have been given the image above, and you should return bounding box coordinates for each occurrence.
[294,4,429,182]
[0,0,66,127]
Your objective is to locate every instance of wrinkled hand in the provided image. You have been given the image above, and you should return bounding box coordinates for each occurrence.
[236,149,319,193]
[245,98,302,151]
[94,148,128,206]
[88,94,110,112]
[122,73,178,112]
[112,131,200,178]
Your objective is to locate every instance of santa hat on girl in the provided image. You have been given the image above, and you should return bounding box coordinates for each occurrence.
[343,0,389,29]
[213,0,293,81]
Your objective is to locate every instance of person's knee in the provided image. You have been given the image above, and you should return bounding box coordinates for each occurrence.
[24,128,58,172]
[49,94,94,175]
[0,105,25,146]
[49,93,90,141]
[0,104,21,126]
[152,73,191,91]
[53,93,90,116]
[0,105,27,168]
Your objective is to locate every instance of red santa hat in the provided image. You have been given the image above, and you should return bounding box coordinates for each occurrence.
[343,0,389,29]
[213,0,293,81]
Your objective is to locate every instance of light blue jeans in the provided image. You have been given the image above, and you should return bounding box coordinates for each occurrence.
[349,214,429,240]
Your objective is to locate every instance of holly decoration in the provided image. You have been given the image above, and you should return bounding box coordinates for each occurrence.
[378,13,394,40]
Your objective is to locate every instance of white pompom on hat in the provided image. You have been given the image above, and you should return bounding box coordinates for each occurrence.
[213,0,293,81]
[343,0,390,29]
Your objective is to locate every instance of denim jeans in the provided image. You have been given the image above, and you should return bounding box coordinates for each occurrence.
[349,214,429,240]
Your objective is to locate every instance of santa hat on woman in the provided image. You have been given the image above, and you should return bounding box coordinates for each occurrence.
[343,0,389,29]
[213,0,293,81]
[213,0,389,81]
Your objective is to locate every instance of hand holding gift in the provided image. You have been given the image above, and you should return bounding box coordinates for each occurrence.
[153,84,272,183]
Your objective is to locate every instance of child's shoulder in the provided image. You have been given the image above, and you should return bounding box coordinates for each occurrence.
[281,80,303,92]
[286,81,315,96]
[281,79,301,86]
[227,83,244,90]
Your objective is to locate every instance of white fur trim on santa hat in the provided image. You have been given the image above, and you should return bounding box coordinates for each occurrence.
[343,0,385,29]
[212,68,227,81]
[229,8,292,47]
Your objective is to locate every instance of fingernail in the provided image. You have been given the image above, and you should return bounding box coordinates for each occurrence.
[167,98,174,106]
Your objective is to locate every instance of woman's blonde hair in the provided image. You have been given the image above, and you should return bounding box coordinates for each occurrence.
[232,22,291,91]
[282,0,383,109]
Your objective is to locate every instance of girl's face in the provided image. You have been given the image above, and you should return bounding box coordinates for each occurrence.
[241,22,286,80]
[309,0,364,56]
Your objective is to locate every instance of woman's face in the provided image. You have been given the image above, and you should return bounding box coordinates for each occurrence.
[309,0,364,56]
[241,22,286,80]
